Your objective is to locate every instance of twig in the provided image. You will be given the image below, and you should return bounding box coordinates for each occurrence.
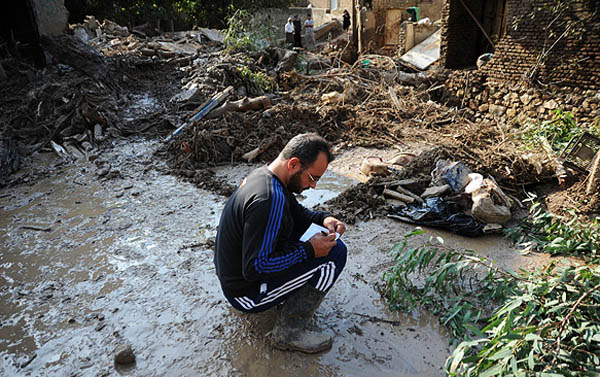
[351,312,405,326]
[549,283,600,369]
[20,225,52,232]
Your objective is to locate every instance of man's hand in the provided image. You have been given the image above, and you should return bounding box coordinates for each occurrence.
[309,232,337,258]
[323,216,346,236]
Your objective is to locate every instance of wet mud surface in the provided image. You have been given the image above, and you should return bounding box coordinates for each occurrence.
[1,139,553,377]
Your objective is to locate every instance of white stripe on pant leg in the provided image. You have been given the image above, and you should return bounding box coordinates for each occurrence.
[234,263,327,310]
[260,277,312,304]
[323,263,336,291]
[239,296,256,309]
[255,278,314,307]
[235,297,251,310]
[315,267,326,291]
[265,265,323,297]
[316,264,330,291]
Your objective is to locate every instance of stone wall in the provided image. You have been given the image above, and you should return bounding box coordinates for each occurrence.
[482,0,600,90]
[439,0,600,128]
[31,0,68,36]
[444,70,600,127]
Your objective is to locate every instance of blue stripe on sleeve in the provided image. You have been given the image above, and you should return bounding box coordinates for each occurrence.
[254,177,307,274]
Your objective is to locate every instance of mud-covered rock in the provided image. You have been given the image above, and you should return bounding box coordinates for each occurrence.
[114,344,135,364]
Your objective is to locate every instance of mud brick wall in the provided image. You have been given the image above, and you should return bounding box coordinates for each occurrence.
[309,0,331,8]
[484,0,600,90]
[440,0,485,68]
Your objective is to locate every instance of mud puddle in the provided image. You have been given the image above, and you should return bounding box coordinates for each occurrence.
[0,139,549,377]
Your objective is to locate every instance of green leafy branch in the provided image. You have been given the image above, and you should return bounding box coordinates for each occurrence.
[382,228,600,375]
[516,109,599,154]
[504,197,600,259]
[446,263,600,376]
[381,228,521,344]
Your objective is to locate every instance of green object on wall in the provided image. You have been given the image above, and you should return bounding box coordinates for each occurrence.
[406,6,420,22]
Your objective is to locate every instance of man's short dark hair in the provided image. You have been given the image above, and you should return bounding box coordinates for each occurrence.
[280,133,333,166]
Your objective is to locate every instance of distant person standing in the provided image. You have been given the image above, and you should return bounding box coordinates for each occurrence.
[293,15,302,48]
[304,14,315,50]
[342,10,351,32]
[285,17,294,48]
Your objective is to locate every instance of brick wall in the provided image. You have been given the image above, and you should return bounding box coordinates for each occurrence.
[483,0,600,90]
[442,0,485,68]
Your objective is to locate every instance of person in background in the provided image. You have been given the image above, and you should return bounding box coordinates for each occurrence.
[304,14,315,50]
[342,9,351,33]
[293,15,302,48]
[285,17,295,48]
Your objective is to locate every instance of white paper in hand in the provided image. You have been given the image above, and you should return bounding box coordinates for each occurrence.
[299,223,340,242]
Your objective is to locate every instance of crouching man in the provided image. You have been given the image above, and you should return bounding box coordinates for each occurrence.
[214,133,347,353]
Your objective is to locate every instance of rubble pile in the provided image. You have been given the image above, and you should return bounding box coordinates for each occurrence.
[0,63,119,162]
[172,51,554,192]
[0,19,192,177]
[325,149,516,232]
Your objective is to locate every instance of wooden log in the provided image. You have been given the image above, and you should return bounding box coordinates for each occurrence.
[40,34,110,83]
[383,189,414,204]
[372,178,421,187]
[394,184,424,204]
[242,136,277,162]
[206,96,271,119]
[586,150,600,195]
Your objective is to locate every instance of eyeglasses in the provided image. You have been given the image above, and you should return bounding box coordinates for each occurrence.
[304,169,320,183]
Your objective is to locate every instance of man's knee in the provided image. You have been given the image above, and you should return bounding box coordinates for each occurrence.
[329,239,347,271]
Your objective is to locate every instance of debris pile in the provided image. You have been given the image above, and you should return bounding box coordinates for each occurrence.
[0,18,192,176]
[171,50,554,192]
[0,61,119,161]
[326,148,515,232]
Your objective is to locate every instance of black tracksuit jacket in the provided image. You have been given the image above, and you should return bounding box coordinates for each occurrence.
[214,167,330,297]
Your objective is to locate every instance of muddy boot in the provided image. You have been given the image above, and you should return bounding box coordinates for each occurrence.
[271,284,333,353]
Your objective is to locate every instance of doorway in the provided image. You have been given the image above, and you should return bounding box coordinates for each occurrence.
[445,0,508,68]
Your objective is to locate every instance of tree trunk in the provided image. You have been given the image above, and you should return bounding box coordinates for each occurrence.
[586,150,600,195]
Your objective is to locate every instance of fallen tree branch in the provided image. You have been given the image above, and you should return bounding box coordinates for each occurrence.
[206,96,271,119]
[242,136,277,162]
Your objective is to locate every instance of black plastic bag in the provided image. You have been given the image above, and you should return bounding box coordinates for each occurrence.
[388,197,485,237]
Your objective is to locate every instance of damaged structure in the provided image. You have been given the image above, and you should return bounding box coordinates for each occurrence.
[441,0,600,126]
[0,0,68,67]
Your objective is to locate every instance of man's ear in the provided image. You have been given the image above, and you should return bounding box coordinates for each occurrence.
[287,157,301,172]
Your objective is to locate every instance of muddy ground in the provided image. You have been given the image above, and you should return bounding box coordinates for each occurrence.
[0,26,595,377]
[0,137,556,377]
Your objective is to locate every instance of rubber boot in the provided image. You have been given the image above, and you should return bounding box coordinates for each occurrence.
[271,284,333,353]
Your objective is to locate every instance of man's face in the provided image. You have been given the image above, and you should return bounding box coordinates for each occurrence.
[288,152,328,194]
